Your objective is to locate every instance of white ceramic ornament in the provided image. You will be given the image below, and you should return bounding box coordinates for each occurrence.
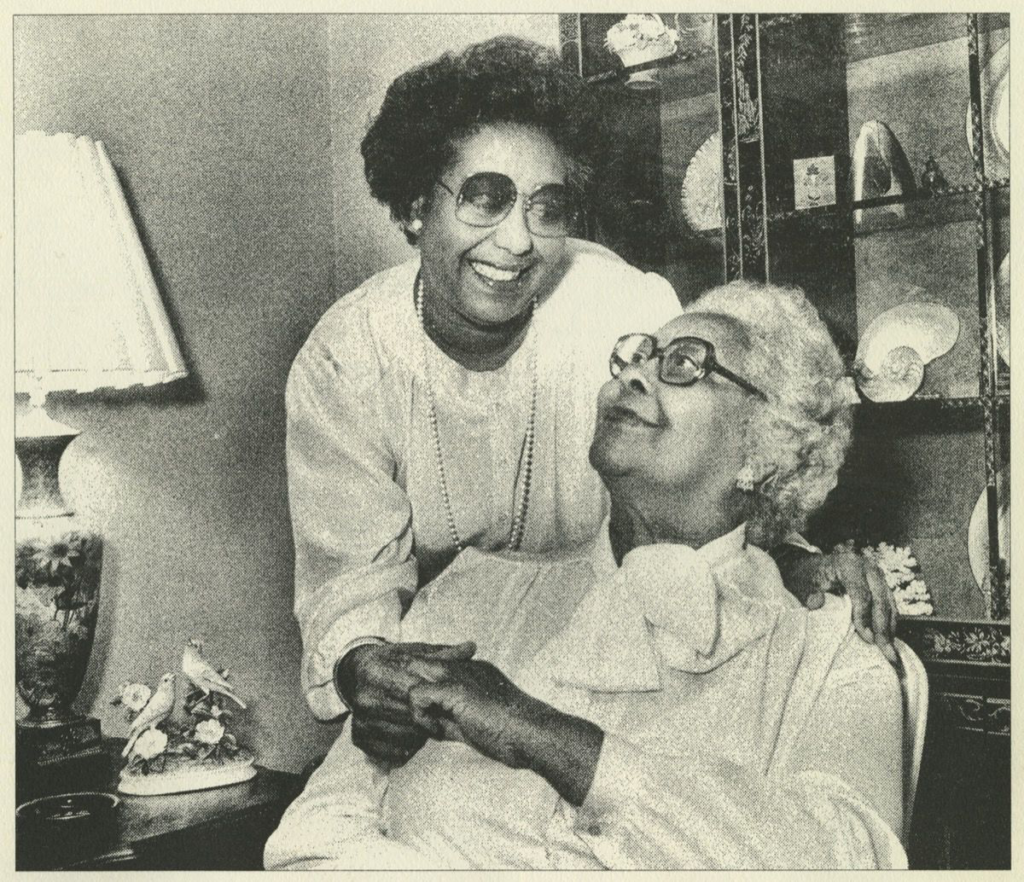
[852,120,915,223]
[856,345,925,403]
[854,301,959,402]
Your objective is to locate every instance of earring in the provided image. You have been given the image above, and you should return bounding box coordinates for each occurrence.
[408,219,423,234]
[736,463,757,492]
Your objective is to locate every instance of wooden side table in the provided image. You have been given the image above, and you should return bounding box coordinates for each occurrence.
[16,739,303,870]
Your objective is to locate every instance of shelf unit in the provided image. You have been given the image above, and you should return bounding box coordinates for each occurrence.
[561,13,1010,869]
[561,12,1010,627]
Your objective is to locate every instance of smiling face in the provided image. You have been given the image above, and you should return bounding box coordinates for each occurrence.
[589,312,760,535]
[413,123,571,333]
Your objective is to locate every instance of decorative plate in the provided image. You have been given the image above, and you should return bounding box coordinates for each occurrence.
[967,485,1009,591]
[681,132,723,233]
[965,41,1009,179]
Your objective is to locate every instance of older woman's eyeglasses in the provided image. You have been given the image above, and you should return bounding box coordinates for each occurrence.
[610,334,768,401]
[436,172,576,238]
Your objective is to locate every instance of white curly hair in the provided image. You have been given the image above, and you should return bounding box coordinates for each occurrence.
[681,280,855,548]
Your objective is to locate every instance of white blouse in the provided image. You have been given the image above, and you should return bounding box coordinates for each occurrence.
[286,240,680,719]
[265,524,907,870]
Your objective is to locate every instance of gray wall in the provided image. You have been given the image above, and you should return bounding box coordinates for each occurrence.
[15,13,557,772]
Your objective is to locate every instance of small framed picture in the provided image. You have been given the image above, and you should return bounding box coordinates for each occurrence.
[793,155,837,210]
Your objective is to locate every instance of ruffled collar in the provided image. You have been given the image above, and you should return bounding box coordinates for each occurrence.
[541,519,795,692]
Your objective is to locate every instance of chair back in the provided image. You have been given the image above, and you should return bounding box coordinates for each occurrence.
[895,639,928,846]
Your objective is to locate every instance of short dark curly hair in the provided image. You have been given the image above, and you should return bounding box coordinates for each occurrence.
[361,36,601,242]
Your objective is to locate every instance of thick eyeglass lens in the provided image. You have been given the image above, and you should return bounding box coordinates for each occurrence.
[610,334,656,377]
[660,338,708,385]
[526,184,573,236]
[455,173,573,237]
[458,173,517,224]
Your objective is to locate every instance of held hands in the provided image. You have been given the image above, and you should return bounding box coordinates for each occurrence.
[337,642,538,770]
[335,641,477,766]
[406,656,603,806]
[338,644,602,804]
[784,549,899,665]
[405,657,540,770]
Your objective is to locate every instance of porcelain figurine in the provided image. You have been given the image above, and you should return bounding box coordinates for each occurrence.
[854,301,960,402]
[852,121,916,223]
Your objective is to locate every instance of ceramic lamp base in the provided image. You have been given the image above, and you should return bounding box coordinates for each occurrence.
[16,420,104,729]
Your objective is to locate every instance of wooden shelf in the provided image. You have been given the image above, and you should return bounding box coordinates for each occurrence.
[897,616,1009,665]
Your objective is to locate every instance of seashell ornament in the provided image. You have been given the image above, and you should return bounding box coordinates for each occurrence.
[852,120,916,224]
[856,346,925,403]
[854,301,960,402]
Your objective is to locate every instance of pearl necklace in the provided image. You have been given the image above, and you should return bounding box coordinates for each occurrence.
[414,272,537,553]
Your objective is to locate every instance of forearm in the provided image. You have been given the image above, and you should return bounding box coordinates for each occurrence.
[516,699,604,807]
[298,564,413,719]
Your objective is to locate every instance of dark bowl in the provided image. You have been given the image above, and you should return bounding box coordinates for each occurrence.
[17,791,120,825]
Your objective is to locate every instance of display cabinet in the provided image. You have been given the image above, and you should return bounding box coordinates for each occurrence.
[561,13,1009,869]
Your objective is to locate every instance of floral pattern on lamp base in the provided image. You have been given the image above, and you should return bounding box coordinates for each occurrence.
[15,526,103,724]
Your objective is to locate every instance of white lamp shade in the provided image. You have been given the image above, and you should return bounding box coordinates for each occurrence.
[15,131,187,396]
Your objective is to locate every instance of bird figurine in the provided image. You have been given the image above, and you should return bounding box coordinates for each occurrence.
[182,638,247,708]
[122,672,176,757]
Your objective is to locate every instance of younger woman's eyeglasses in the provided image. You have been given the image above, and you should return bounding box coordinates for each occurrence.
[436,172,576,238]
[610,333,768,401]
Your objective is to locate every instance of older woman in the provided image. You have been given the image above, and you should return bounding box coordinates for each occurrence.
[267,282,906,869]
[289,35,895,766]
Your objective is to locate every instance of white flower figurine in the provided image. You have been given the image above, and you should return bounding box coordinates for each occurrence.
[874,543,917,577]
[195,719,226,746]
[120,682,153,713]
[132,728,168,761]
[605,14,679,68]
[863,541,933,616]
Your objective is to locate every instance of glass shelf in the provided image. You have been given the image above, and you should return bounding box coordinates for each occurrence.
[583,48,717,93]
[762,178,1009,230]
[854,192,975,238]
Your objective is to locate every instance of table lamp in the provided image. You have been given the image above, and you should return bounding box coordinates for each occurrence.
[15,131,187,790]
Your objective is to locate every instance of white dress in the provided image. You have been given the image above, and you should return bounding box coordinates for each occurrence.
[287,240,680,719]
[265,523,907,870]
